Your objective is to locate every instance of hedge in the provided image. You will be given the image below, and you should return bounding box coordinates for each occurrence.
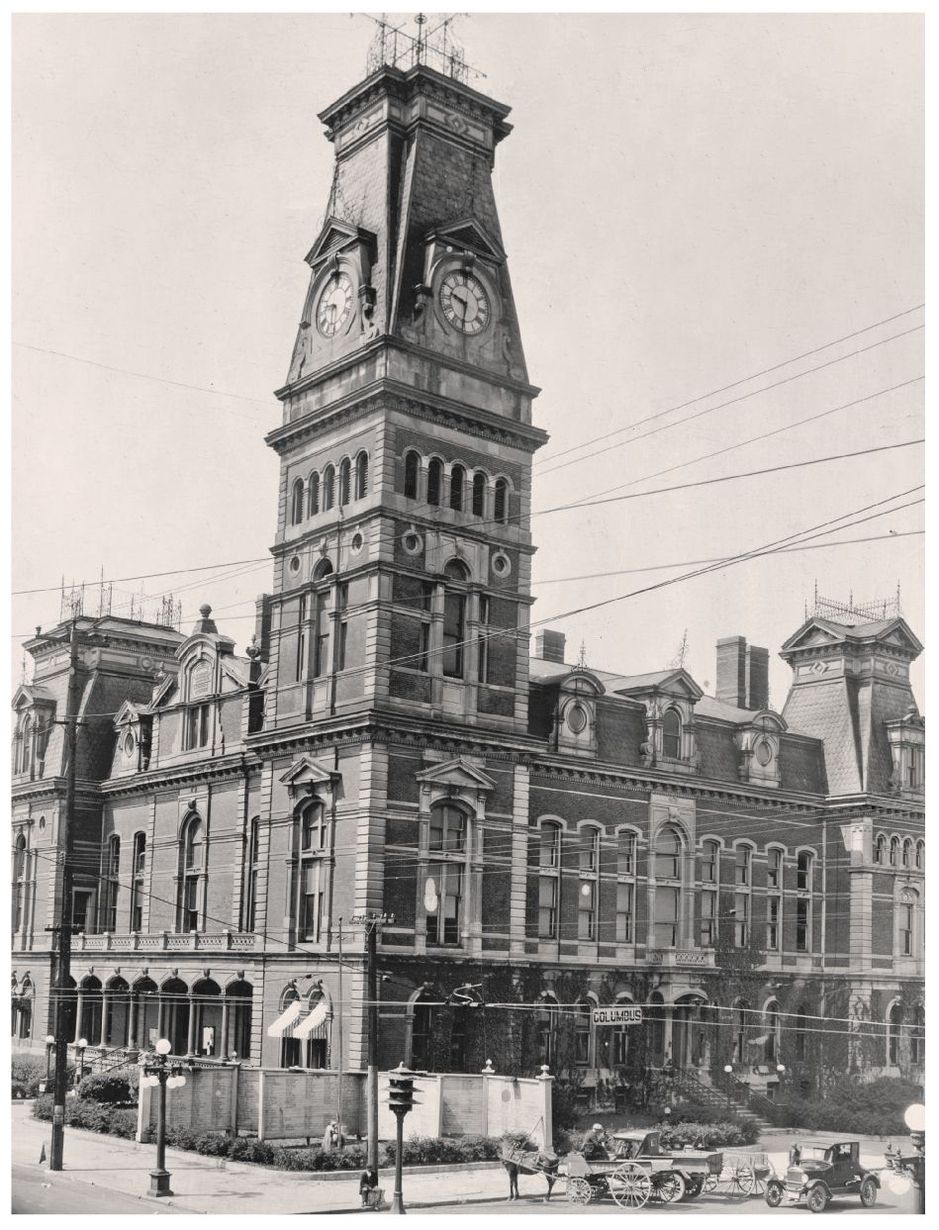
[770,1077,924,1136]
[77,1066,139,1106]
[12,1054,76,1099]
[30,1098,510,1171]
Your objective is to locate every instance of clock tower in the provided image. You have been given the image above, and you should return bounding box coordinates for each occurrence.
[264,61,547,732]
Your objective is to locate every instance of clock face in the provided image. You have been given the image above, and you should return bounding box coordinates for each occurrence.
[439,271,491,335]
[316,272,354,337]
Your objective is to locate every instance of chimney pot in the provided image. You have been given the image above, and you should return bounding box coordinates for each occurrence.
[534,629,566,664]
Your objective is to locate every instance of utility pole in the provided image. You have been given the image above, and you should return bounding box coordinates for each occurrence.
[351,911,394,1175]
[49,620,78,1171]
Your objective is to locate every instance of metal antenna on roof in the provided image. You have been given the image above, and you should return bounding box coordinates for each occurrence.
[577,641,588,670]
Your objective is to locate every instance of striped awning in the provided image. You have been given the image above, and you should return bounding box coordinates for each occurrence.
[293,1000,329,1041]
[267,1000,302,1038]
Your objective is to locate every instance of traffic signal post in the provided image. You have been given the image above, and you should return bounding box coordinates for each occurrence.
[388,1063,419,1214]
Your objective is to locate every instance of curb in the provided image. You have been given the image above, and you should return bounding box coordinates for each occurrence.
[26,1165,208,1216]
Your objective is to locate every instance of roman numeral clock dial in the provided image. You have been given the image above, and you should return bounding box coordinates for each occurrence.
[316,271,353,337]
[439,270,491,335]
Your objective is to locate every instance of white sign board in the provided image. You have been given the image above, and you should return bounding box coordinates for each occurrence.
[592,1006,643,1027]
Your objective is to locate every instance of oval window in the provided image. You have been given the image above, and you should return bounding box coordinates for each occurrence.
[568,704,588,734]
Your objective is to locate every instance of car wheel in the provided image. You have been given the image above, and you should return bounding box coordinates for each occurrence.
[765,1181,784,1208]
[807,1185,829,1214]
[859,1177,877,1208]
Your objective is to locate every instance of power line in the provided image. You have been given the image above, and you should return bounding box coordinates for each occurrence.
[13,557,271,598]
[535,322,924,478]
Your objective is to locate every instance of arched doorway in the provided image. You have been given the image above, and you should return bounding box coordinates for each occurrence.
[226,980,253,1060]
[132,977,159,1050]
[104,977,129,1047]
[648,992,666,1067]
[78,976,102,1045]
[672,993,708,1070]
[160,977,189,1055]
[191,979,222,1057]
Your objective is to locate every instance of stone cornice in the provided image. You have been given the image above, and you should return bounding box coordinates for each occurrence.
[99,753,261,799]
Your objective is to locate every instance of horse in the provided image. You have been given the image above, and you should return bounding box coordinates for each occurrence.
[502,1145,560,1201]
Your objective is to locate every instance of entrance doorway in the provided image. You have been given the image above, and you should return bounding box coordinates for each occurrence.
[671,994,709,1070]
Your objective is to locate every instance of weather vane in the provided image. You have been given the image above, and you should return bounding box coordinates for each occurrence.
[363,12,485,84]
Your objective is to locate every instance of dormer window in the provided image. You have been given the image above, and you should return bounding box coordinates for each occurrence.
[662,709,681,759]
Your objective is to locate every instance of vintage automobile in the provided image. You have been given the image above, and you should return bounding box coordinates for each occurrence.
[564,1129,723,1207]
[764,1141,880,1213]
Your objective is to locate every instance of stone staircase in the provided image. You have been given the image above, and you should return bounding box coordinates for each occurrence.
[669,1067,774,1134]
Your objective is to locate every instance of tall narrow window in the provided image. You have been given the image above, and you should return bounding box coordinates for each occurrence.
[312,590,330,678]
[404,451,420,500]
[291,478,305,525]
[910,1005,924,1065]
[795,897,809,952]
[179,813,205,932]
[540,823,560,869]
[493,478,508,523]
[655,826,681,879]
[410,994,435,1069]
[354,451,368,499]
[243,818,259,932]
[915,839,924,870]
[734,891,750,947]
[103,834,120,933]
[184,704,210,750]
[654,886,679,948]
[574,1001,592,1065]
[765,1001,780,1063]
[700,889,717,946]
[767,847,782,888]
[890,836,900,867]
[794,1005,807,1060]
[296,593,308,682]
[472,471,486,517]
[578,880,596,940]
[733,999,749,1063]
[874,834,886,864]
[442,592,465,678]
[899,894,916,956]
[701,839,719,883]
[12,835,27,933]
[579,827,600,873]
[902,838,913,868]
[449,464,465,511]
[538,876,558,940]
[662,709,682,759]
[130,832,145,932]
[308,472,320,516]
[535,997,557,1068]
[427,805,466,947]
[298,803,327,941]
[616,882,634,943]
[766,894,780,950]
[735,844,752,886]
[796,850,813,891]
[887,1002,903,1066]
[477,593,490,684]
[427,458,443,506]
[322,464,335,511]
[338,457,351,506]
[619,831,637,877]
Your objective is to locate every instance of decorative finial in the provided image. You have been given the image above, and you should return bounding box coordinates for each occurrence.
[246,633,260,661]
[577,641,587,670]
[199,604,212,619]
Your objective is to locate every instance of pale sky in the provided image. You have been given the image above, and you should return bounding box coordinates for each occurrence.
[11,11,925,708]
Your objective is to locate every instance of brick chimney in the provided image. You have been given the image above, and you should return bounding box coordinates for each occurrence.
[533,629,566,664]
[716,636,769,710]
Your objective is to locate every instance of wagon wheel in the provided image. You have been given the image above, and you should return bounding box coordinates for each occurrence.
[727,1162,755,1197]
[652,1173,685,1203]
[565,1177,593,1205]
[751,1167,769,1196]
[608,1162,653,1209]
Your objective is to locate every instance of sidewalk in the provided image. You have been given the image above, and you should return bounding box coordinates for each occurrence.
[9,1103,514,1215]
[10,1103,906,1216]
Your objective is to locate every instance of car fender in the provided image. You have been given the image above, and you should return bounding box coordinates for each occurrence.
[805,1179,831,1198]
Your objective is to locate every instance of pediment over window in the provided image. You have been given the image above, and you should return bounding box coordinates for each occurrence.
[11,684,56,714]
[280,755,340,797]
[613,668,704,705]
[305,217,377,269]
[113,700,147,730]
[427,219,506,265]
[415,757,496,793]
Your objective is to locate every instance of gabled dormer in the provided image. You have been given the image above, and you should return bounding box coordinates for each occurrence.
[110,700,153,778]
[885,706,925,798]
[548,668,605,759]
[11,684,56,781]
[613,668,703,774]
[732,710,787,788]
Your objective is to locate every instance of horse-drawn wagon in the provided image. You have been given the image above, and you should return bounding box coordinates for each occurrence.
[563,1129,723,1207]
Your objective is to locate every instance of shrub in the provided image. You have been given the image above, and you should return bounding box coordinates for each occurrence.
[12,1054,74,1099]
[659,1118,759,1149]
[77,1066,138,1105]
[771,1075,924,1136]
[31,1094,137,1138]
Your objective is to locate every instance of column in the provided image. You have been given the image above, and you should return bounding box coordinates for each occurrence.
[128,990,139,1049]
[220,998,230,1061]
[186,992,197,1056]
[73,990,84,1044]
[99,988,109,1046]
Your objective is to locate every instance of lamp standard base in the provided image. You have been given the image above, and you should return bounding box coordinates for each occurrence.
[389,1195,406,1215]
[149,1169,174,1197]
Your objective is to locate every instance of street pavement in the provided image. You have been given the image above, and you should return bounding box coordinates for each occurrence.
[9,1103,917,1216]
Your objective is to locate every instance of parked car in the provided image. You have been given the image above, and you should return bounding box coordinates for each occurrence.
[765,1141,880,1213]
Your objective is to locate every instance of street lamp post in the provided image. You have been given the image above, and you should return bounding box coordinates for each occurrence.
[142,1039,189,1197]
[75,1038,88,1086]
[723,1064,733,1115]
[44,1035,56,1087]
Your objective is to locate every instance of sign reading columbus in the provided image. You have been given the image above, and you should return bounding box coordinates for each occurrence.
[592,1006,643,1027]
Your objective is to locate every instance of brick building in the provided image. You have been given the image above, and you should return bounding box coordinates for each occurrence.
[12,60,924,1102]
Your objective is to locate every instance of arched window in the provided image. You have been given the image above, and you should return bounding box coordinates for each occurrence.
[449,464,465,511]
[322,464,335,511]
[733,998,750,1064]
[427,458,443,506]
[442,564,468,678]
[538,823,561,939]
[290,478,305,525]
[226,979,253,1061]
[103,834,120,933]
[915,839,924,870]
[297,802,327,942]
[308,472,320,516]
[887,1001,904,1066]
[902,838,913,868]
[700,839,720,947]
[874,833,886,865]
[898,889,917,957]
[574,999,592,1066]
[427,804,466,947]
[655,826,681,879]
[131,832,145,932]
[701,839,720,884]
[12,835,27,933]
[654,826,682,947]
[910,1004,924,1066]
[662,709,682,759]
[338,457,351,506]
[178,813,205,932]
[796,850,813,891]
[404,451,420,500]
[472,471,486,517]
[619,830,638,877]
[312,557,334,582]
[355,451,368,499]
[890,835,900,867]
[578,828,600,942]
[243,818,260,932]
[493,478,508,523]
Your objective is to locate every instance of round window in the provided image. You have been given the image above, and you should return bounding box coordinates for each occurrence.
[491,551,512,578]
[568,704,588,735]
[403,531,423,556]
[288,556,301,574]
[755,739,773,767]
[350,532,364,554]
[122,730,137,758]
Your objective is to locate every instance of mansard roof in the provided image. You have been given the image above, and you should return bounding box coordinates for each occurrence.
[780,615,923,661]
